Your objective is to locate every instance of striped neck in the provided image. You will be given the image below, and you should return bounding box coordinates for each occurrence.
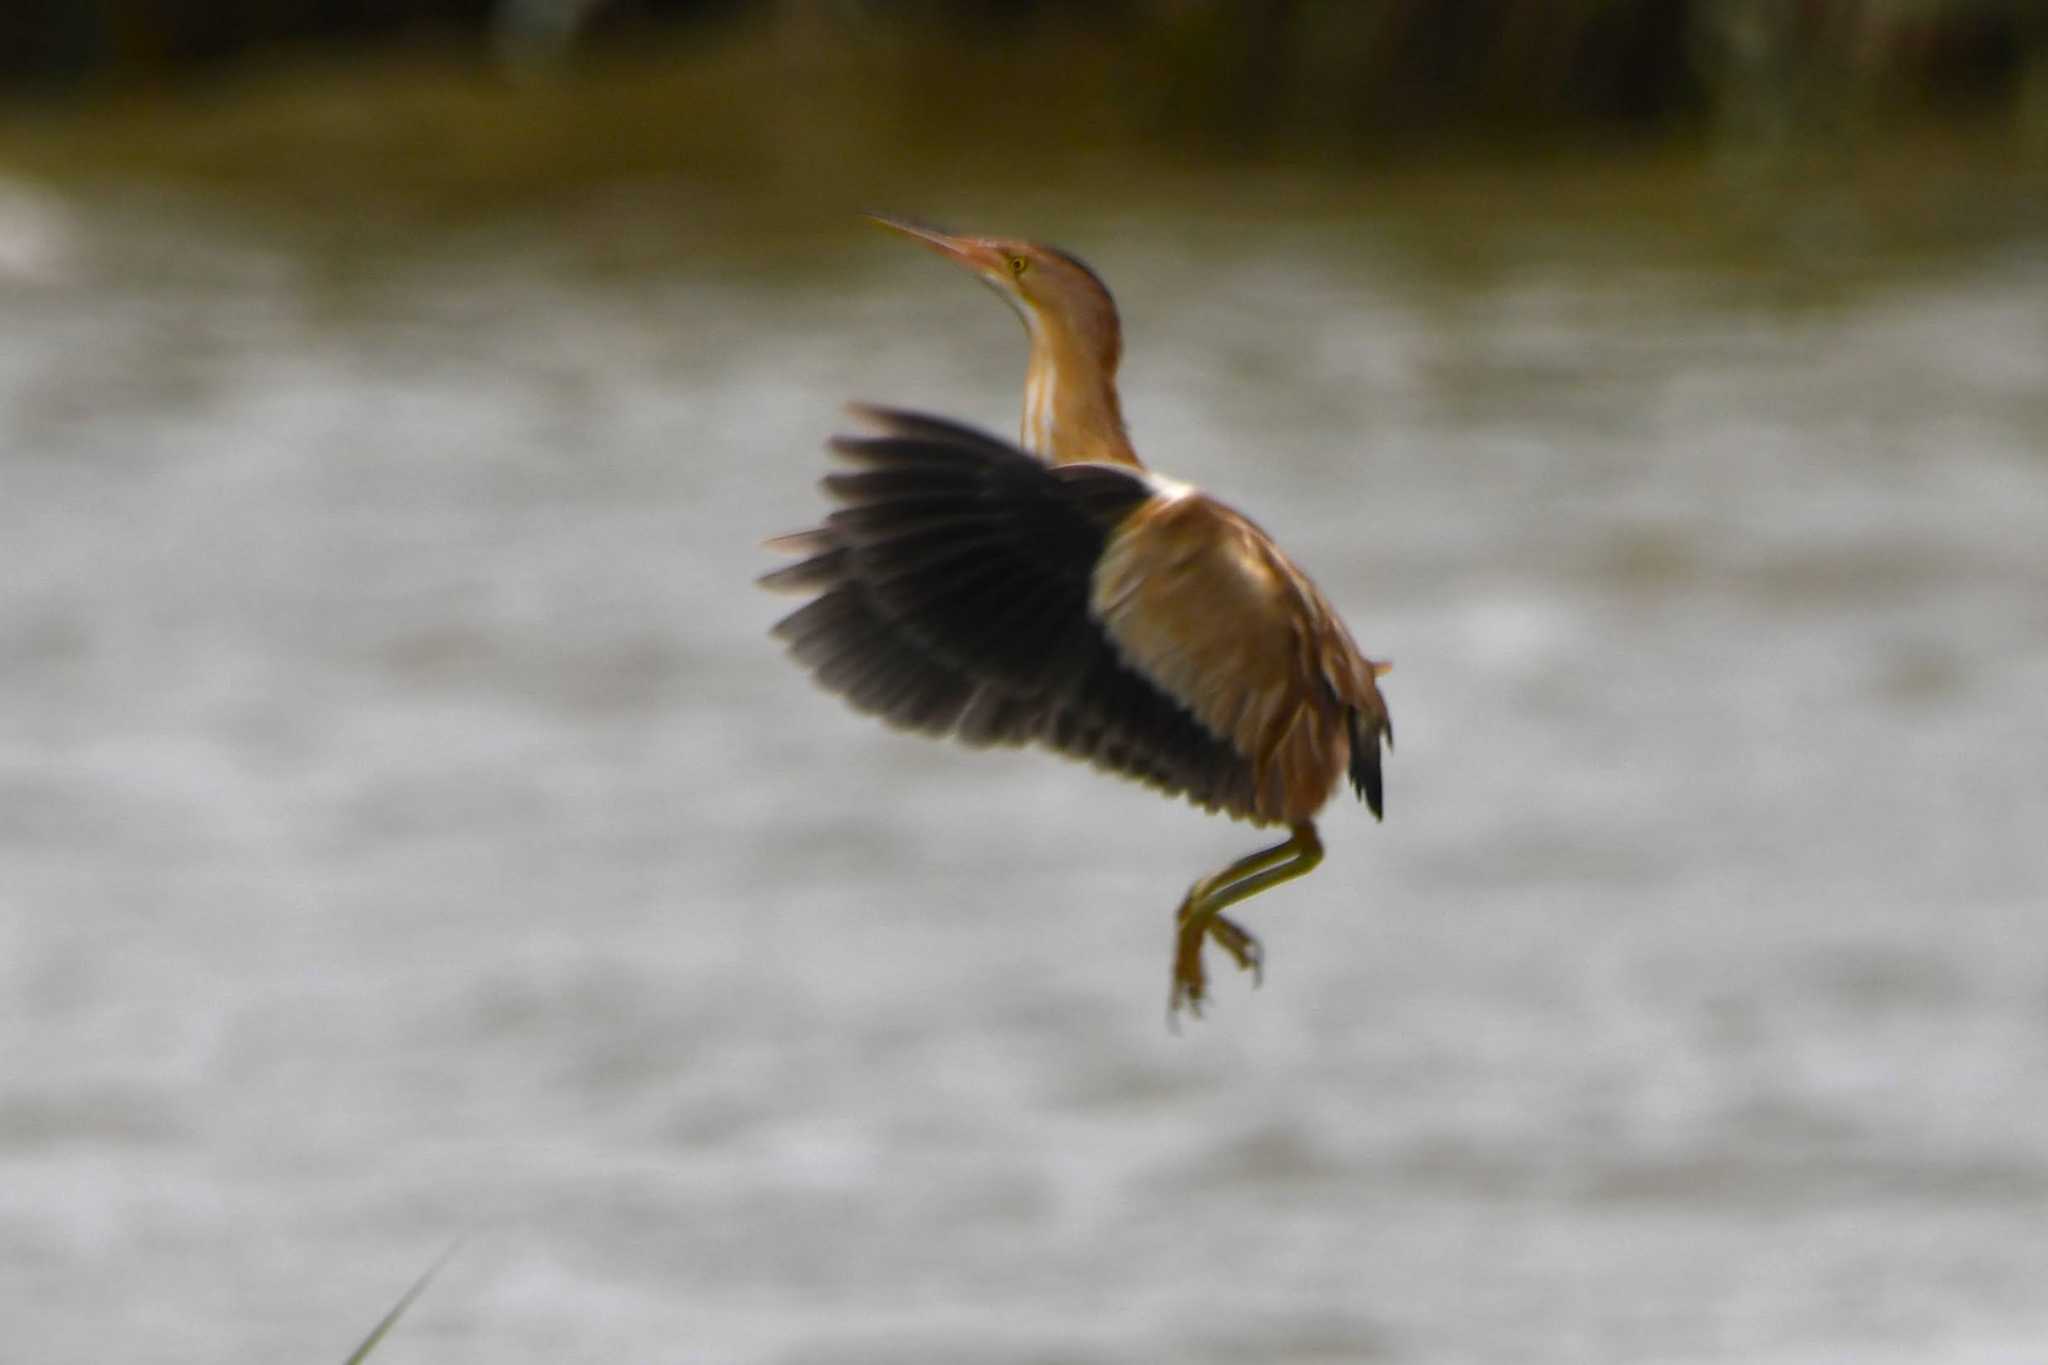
[1019,329,1139,468]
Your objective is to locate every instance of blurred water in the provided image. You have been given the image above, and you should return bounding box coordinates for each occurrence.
[3,174,2046,1364]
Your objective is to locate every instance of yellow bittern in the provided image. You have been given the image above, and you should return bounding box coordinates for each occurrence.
[761,217,1393,1019]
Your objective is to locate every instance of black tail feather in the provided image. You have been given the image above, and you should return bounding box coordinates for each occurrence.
[1347,708,1387,820]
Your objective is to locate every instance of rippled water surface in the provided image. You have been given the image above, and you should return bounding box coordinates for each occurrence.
[4,166,2047,1362]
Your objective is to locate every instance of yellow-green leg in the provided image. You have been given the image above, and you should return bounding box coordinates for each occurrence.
[1170,821,1325,1020]
[1177,840,1297,979]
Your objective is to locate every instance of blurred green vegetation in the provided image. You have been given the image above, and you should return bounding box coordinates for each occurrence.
[2,1,2044,228]
[7,1,2042,118]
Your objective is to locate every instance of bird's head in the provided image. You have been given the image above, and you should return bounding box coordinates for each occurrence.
[868,214,1123,376]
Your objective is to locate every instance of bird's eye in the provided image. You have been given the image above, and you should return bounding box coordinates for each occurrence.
[1008,256,1029,276]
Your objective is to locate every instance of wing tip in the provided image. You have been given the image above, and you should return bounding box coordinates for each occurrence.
[763,529,827,555]
[759,530,847,594]
[833,403,1028,464]
[839,401,948,437]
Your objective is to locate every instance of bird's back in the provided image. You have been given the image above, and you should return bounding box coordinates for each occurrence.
[1092,487,1391,824]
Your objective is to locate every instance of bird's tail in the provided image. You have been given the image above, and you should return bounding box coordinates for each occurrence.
[1347,704,1391,821]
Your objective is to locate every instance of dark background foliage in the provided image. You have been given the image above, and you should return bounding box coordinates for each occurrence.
[4,1,2042,134]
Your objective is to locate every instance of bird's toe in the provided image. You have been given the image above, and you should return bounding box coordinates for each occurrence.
[1169,925,1209,1022]
[1208,915,1264,987]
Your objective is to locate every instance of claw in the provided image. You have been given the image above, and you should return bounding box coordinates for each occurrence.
[1170,913,1209,1022]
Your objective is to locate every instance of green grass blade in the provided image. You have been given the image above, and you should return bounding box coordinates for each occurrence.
[342,1239,465,1365]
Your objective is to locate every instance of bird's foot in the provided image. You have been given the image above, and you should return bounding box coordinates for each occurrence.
[1207,913,1264,987]
[1169,909,1265,1024]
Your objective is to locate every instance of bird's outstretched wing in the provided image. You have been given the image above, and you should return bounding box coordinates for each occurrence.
[762,406,1387,824]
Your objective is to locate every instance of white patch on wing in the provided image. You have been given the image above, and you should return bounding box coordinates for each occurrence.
[1143,472,1198,503]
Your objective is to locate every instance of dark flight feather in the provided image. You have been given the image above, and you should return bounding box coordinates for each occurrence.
[762,406,1266,818]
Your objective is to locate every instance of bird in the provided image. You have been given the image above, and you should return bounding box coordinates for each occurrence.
[760,216,1393,1019]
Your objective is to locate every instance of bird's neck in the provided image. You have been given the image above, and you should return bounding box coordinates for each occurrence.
[1021,332,1140,468]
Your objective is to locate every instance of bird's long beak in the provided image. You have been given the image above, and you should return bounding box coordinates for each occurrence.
[866,214,1008,279]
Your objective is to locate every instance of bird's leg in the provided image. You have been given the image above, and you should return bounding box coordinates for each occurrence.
[1178,842,1296,979]
[1170,839,1298,1007]
[1170,821,1325,1019]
